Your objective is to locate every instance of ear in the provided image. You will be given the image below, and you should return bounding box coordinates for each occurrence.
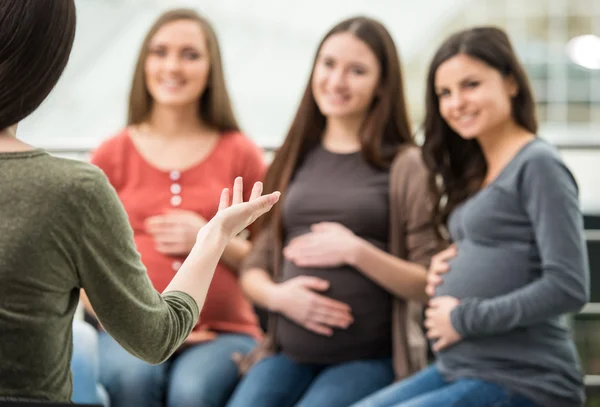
[505,75,518,98]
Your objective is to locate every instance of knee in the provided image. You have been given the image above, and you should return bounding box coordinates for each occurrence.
[104,358,165,392]
[167,371,238,407]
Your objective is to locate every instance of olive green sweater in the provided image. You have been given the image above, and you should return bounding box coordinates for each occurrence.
[0,150,199,402]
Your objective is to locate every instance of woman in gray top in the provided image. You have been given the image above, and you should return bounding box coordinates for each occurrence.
[352,27,589,407]
[0,1,278,402]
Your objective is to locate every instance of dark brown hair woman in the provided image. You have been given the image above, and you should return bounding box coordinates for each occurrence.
[0,1,278,403]
[353,26,588,407]
[226,16,438,407]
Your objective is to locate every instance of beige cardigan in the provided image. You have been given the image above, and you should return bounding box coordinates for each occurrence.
[237,145,439,380]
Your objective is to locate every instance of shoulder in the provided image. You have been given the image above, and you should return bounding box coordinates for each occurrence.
[91,128,131,158]
[516,138,578,193]
[220,131,263,155]
[220,131,266,172]
[519,139,573,179]
[520,138,563,167]
[35,155,114,205]
[391,144,427,178]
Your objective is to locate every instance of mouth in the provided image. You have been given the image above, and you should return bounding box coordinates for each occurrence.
[324,92,351,105]
[452,112,479,127]
[158,78,187,91]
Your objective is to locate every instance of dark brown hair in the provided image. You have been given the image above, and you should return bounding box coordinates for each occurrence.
[128,8,239,132]
[257,16,414,233]
[0,0,76,130]
[421,26,538,239]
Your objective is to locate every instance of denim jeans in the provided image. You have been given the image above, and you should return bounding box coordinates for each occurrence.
[98,331,255,407]
[226,353,395,407]
[350,364,538,407]
[71,320,110,407]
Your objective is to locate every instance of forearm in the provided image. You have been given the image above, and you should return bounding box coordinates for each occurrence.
[220,236,252,271]
[451,274,588,338]
[349,238,428,303]
[239,268,279,311]
[164,223,229,312]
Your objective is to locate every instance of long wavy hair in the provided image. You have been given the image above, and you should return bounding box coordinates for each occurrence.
[256,16,414,233]
[421,26,537,239]
[127,8,239,132]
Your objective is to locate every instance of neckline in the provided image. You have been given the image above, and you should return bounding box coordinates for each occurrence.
[478,137,539,192]
[124,127,226,175]
[0,149,47,160]
[317,143,361,157]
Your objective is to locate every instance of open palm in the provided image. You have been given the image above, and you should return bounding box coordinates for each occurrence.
[211,177,280,240]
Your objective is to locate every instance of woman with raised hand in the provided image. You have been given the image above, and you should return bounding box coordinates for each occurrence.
[0,1,278,403]
[352,26,588,407]
[227,16,439,407]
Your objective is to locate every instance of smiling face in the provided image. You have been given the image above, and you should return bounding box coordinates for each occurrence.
[434,53,518,140]
[144,19,210,108]
[311,32,381,121]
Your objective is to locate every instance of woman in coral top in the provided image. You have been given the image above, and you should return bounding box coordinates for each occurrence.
[86,8,266,407]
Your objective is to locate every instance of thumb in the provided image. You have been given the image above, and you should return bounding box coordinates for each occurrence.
[299,276,330,291]
[248,191,280,214]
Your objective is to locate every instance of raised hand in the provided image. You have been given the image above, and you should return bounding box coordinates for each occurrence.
[270,276,353,336]
[425,244,457,297]
[209,177,280,241]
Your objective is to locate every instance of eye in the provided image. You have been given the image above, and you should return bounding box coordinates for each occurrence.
[322,57,335,68]
[182,50,201,60]
[436,89,450,98]
[350,66,366,75]
[464,80,480,89]
[148,47,167,57]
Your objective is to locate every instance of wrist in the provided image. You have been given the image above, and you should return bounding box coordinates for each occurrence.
[346,235,365,267]
[195,221,228,251]
[266,283,282,313]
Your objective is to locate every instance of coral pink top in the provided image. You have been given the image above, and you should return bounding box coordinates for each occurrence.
[91,128,266,339]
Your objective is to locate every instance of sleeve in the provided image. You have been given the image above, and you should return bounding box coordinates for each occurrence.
[75,168,199,364]
[398,148,440,268]
[450,150,590,338]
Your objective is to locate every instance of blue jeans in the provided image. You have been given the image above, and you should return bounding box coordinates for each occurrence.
[71,320,110,407]
[227,353,395,407]
[350,364,538,407]
[98,331,255,407]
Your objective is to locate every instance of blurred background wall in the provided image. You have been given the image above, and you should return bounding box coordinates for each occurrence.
[18,0,600,212]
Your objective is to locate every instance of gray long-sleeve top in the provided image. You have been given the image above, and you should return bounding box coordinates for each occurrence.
[435,139,589,407]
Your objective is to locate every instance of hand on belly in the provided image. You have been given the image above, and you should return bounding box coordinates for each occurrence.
[283,222,359,268]
[270,275,354,336]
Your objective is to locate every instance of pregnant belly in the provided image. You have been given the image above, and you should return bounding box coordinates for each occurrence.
[435,240,532,299]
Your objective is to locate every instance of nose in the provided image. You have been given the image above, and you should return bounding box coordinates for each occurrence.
[328,68,346,88]
[448,91,466,110]
[164,54,182,72]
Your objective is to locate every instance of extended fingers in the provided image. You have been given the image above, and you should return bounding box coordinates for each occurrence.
[232,177,243,205]
[249,181,263,201]
[218,188,230,211]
